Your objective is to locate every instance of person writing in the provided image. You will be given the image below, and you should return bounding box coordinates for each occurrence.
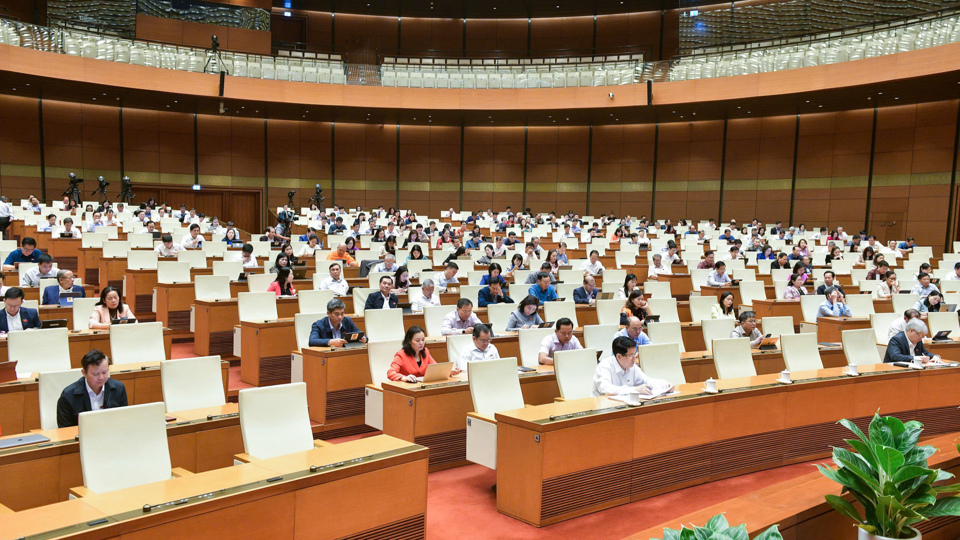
[20,253,57,287]
[506,295,545,330]
[706,261,731,287]
[528,272,559,304]
[456,324,500,373]
[307,298,367,347]
[0,287,41,333]
[441,298,482,335]
[614,316,651,347]
[3,237,41,271]
[387,326,460,382]
[884,318,942,364]
[537,318,582,365]
[267,267,297,296]
[56,349,128,428]
[155,234,180,257]
[580,250,605,276]
[41,269,85,305]
[593,336,675,397]
[573,275,598,305]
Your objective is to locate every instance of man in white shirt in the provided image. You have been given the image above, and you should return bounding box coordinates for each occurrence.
[441,299,482,335]
[318,263,349,296]
[580,250,605,276]
[141,221,158,235]
[0,195,11,240]
[647,254,672,279]
[593,336,675,397]
[86,212,103,232]
[374,254,398,274]
[537,318,582,365]
[21,254,57,287]
[233,244,258,268]
[38,214,57,232]
[53,217,82,239]
[433,262,460,292]
[180,223,204,249]
[155,234,180,257]
[836,226,848,242]
[410,279,441,312]
[103,209,120,227]
[706,261,732,287]
[911,273,940,299]
[888,309,921,340]
[456,324,500,372]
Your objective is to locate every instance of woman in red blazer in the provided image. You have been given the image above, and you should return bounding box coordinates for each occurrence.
[266,267,297,297]
[388,326,461,382]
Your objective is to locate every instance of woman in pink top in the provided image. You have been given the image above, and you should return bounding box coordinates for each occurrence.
[783,273,807,300]
[267,267,297,297]
[89,286,137,329]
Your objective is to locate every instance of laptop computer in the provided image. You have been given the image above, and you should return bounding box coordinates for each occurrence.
[110,318,135,325]
[942,304,957,313]
[598,292,616,300]
[40,319,68,329]
[758,334,780,350]
[537,321,554,329]
[292,267,309,279]
[237,272,248,282]
[418,361,455,383]
[59,233,74,239]
[0,433,50,450]
[730,279,741,286]
[932,330,952,341]
[152,231,162,239]
[344,331,365,343]
[398,302,413,314]
[58,291,82,307]
[644,315,661,324]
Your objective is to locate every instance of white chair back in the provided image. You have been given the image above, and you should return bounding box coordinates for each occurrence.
[928,312,960,338]
[177,249,207,269]
[101,241,131,259]
[38,368,82,430]
[637,342,686,385]
[194,275,231,301]
[760,316,795,338]
[157,261,191,284]
[422,305,451,338]
[843,328,883,366]
[712,337,757,379]
[543,301,578,328]
[554,348,598,400]
[212,260,242,278]
[126,250,158,270]
[780,333,824,371]
[368,339,403,388]
[643,281,672,299]
[689,295,718,323]
[701,318,735,352]
[487,303,515,334]
[239,382,314,460]
[297,289,334,315]
[238,292,278,322]
[739,281,767,308]
[364,308,405,342]
[892,294,920,314]
[246,273,275,292]
[845,294,875,316]
[72,297,99,331]
[79,402,171,494]
[582,323,618,360]
[160,356,226,412]
[800,295,823,323]
[446,333,475,368]
[596,299,622,325]
[468,358,524,417]
[647,321,686,353]
[9,327,71,376]
[110,321,166,365]
[647,298,679,323]
[518,327,555,369]
[293,313,317,351]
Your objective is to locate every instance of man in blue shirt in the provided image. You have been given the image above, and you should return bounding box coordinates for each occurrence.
[327,216,346,234]
[911,273,940,300]
[816,286,852,318]
[614,316,651,347]
[503,231,520,247]
[2,237,40,271]
[528,272,559,304]
[897,237,916,254]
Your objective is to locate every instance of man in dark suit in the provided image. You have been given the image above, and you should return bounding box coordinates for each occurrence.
[41,269,86,306]
[308,298,368,347]
[0,287,41,333]
[573,275,599,305]
[57,349,128,428]
[477,280,513,308]
[364,276,399,311]
[884,318,940,364]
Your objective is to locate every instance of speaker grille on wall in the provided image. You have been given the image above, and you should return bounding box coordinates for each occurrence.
[647,80,653,105]
[219,71,225,97]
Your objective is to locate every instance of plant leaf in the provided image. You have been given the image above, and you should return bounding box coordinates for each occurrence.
[905,492,937,506]
[934,482,960,493]
[935,469,955,482]
[904,445,937,467]
[825,494,863,524]
[840,418,871,445]
[847,438,880,469]
[692,525,713,540]
[753,525,783,540]
[919,497,960,518]
[705,514,729,532]
[893,466,933,485]
[870,414,894,448]
[876,446,906,477]
[885,416,906,438]
[680,527,697,540]
[658,528,682,540]
[723,524,749,540]
[835,454,882,491]
[898,421,924,455]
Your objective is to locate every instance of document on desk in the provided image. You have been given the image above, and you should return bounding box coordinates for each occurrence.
[608,389,681,404]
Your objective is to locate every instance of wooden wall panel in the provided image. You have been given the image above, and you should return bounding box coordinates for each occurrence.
[335,14,398,64]
[136,15,270,55]
[0,95,41,203]
[399,125,459,216]
[530,16,593,55]
[465,19,527,55]
[399,18,462,53]
[655,120,723,221]
[526,126,589,215]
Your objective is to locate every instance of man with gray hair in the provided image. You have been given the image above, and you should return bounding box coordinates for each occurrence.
[308,298,366,347]
[317,262,348,296]
[884,317,941,364]
[614,316,651,347]
[410,278,440,312]
[374,253,397,273]
[456,324,500,372]
[816,286,851,318]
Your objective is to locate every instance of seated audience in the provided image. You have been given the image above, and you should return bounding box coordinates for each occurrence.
[506,295,545,330]
[308,298,366,347]
[456,324,500,373]
[0,287,40,333]
[537,318,582,365]
[56,349,128,428]
[41,269,85,305]
[89,286,136,329]
[593,336,675,397]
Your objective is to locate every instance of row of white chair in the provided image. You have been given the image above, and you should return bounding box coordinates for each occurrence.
[381,68,635,88]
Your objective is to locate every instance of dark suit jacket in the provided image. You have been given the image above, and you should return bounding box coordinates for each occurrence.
[56,377,129,428]
[883,331,931,364]
[573,286,598,305]
[478,287,514,308]
[364,292,399,311]
[0,307,40,333]
[308,316,362,347]
[41,284,86,306]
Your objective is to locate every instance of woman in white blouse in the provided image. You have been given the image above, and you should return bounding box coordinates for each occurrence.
[297,234,322,257]
[711,292,736,319]
[873,271,900,299]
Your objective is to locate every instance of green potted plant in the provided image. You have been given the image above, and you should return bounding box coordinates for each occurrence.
[817,413,960,539]
[650,513,782,539]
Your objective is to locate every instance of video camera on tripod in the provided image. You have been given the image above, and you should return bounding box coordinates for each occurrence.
[63,172,83,203]
[118,176,135,205]
[91,176,110,205]
[308,184,325,206]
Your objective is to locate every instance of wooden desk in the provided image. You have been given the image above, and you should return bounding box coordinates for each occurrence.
[0,356,224,436]
[194,298,300,361]
[0,328,173,368]
[702,284,775,310]
[0,435,428,540]
[20,284,94,304]
[678,346,848,382]
[817,317,871,343]
[46,237,82,274]
[495,364,960,527]
[752,299,804,322]
[76,247,102,292]
[382,366,560,472]
[624,431,960,540]
[126,268,213,323]
[0,402,238,511]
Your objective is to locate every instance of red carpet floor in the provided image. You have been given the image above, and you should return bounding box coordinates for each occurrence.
[173,341,823,539]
